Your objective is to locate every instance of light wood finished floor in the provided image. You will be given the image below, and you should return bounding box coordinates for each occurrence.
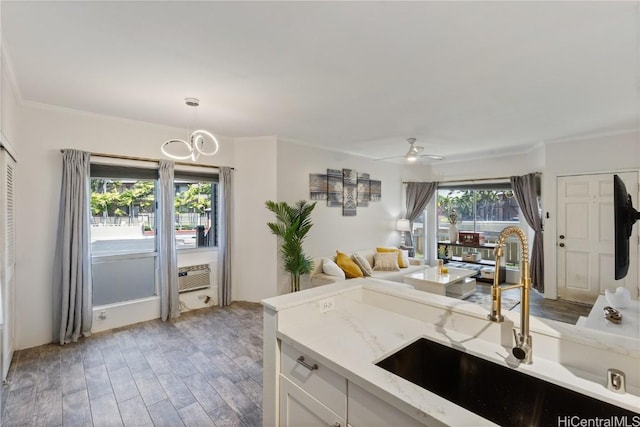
[1,290,592,427]
[1,302,263,427]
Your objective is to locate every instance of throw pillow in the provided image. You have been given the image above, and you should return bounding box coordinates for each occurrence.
[352,253,373,276]
[322,257,346,279]
[376,246,407,268]
[400,249,410,268]
[336,251,363,278]
[373,252,400,271]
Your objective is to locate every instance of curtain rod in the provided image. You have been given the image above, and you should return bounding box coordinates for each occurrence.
[59,149,234,170]
[403,172,541,185]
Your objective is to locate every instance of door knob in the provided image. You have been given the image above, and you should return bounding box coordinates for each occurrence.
[559,235,565,239]
[559,243,565,247]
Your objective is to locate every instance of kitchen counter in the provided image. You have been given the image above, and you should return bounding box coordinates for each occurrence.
[262,278,640,426]
[580,295,640,339]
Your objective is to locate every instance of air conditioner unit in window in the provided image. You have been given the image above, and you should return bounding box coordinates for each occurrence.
[178,264,210,293]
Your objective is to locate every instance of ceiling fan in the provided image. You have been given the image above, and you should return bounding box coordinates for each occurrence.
[376,138,445,162]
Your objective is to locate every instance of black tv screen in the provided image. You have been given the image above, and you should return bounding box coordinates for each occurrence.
[614,174,639,280]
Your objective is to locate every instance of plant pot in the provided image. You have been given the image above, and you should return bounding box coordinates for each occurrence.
[449,224,458,243]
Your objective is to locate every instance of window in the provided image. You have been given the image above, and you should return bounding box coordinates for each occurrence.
[174,171,218,250]
[411,210,426,259]
[90,164,158,305]
[437,184,521,266]
[90,165,158,256]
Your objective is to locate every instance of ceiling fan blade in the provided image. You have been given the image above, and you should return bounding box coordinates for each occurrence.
[375,137,445,161]
[421,154,445,160]
[373,155,405,161]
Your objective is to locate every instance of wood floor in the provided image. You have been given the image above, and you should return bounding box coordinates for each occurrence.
[473,282,593,324]
[0,289,592,427]
[1,302,263,427]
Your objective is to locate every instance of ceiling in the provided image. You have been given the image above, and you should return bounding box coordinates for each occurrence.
[2,1,638,162]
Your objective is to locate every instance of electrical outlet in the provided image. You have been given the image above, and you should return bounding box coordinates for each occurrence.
[319,297,335,313]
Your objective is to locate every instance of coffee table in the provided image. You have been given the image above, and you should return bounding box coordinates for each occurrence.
[403,267,478,299]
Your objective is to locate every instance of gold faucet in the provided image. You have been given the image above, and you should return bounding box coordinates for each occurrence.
[488,226,533,364]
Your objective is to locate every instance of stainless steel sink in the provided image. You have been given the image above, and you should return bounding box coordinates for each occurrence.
[376,338,638,426]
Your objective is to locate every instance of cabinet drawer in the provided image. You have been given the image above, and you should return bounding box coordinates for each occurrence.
[279,375,346,427]
[348,381,437,426]
[280,341,346,415]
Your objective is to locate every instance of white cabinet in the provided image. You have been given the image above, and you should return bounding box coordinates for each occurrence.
[280,376,345,427]
[279,342,346,427]
[278,341,433,427]
[348,381,439,427]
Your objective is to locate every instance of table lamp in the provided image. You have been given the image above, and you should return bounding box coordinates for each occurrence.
[396,219,411,246]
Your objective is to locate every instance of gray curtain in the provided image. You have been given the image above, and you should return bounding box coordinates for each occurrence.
[510,173,544,292]
[159,160,179,320]
[53,149,92,344]
[218,167,233,307]
[405,182,438,248]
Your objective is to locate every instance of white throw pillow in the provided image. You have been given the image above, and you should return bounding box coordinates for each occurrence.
[322,257,346,279]
[400,249,410,269]
[352,253,374,276]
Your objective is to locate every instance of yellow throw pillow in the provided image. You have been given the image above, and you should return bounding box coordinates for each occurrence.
[376,247,408,268]
[336,251,363,278]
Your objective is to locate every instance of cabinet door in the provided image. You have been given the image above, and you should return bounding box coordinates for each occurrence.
[348,381,440,427]
[280,375,346,427]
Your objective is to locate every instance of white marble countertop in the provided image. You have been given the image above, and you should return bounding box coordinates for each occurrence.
[264,278,640,425]
[581,295,639,339]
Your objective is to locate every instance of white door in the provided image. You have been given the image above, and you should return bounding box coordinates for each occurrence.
[557,172,638,303]
[0,150,16,381]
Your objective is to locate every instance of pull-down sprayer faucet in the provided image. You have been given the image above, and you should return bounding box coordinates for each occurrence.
[488,226,533,364]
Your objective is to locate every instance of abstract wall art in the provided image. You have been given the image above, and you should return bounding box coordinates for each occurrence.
[309,168,381,216]
[342,169,357,216]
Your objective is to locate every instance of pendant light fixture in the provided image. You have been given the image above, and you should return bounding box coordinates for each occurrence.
[161,98,219,161]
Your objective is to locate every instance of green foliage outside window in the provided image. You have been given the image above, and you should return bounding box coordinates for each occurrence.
[90,180,213,231]
[174,183,211,214]
[91,180,155,217]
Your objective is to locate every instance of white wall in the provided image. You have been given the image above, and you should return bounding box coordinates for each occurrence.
[14,103,234,349]
[1,54,19,154]
[429,145,545,182]
[232,136,279,302]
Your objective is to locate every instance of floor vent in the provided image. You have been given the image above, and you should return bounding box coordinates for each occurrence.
[178,264,210,293]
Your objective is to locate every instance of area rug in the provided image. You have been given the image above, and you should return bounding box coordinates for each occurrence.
[463,293,521,311]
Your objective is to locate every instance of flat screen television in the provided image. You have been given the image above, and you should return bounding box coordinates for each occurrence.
[614,174,640,280]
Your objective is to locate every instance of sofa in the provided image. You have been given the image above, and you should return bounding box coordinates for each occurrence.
[309,248,427,287]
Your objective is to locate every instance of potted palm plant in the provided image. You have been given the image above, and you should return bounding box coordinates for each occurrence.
[265,200,317,292]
